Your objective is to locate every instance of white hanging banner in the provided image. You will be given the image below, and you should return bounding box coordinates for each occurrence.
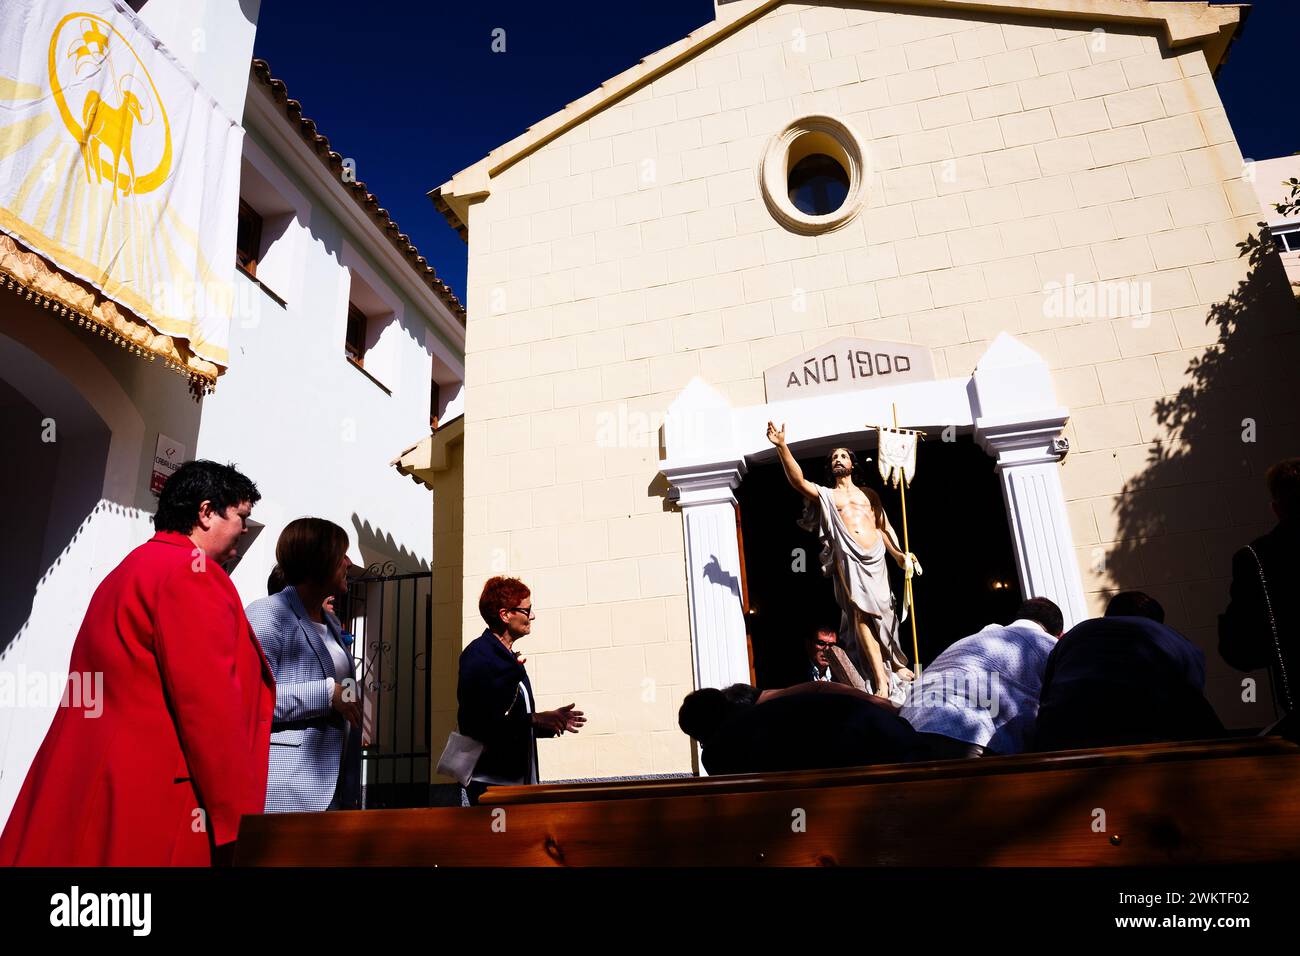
[0,0,242,372]
[875,426,919,488]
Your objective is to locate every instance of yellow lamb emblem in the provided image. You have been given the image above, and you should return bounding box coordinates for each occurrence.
[49,13,172,201]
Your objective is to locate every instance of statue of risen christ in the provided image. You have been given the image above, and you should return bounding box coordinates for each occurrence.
[767,422,920,705]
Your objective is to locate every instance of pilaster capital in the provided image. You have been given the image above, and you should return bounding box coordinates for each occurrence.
[662,459,748,508]
[974,411,1071,469]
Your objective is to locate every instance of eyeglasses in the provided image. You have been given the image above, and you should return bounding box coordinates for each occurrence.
[508,606,536,620]
[813,638,836,650]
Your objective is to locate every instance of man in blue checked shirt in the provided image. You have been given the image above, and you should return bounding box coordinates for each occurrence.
[900,597,1064,759]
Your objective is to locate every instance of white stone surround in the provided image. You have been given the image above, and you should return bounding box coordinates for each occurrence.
[661,332,1086,690]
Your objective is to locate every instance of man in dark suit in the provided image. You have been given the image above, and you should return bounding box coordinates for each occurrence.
[1034,595,1223,751]
[1219,458,1299,715]
[678,682,921,775]
[457,576,585,804]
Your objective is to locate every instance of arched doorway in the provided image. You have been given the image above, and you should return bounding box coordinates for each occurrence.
[0,332,112,655]
[0,308,152,833]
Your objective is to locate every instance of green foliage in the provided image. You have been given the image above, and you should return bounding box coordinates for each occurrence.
[1276,177,1300,219]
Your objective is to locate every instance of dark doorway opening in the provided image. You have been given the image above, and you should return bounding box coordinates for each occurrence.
[737,435,1023,689]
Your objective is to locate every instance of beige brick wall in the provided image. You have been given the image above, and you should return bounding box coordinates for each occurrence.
[429,438,465,782]
[459,2,1298,776]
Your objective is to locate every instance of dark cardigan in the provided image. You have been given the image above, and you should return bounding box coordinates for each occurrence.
[456,629,554,783]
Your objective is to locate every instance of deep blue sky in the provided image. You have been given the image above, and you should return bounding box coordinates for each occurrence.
[252,1,1293,304]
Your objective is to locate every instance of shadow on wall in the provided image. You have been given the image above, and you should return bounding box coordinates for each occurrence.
[268,111,436,374]
[351,514,431,575]
[703,555,741,597]
[0,501,153,664]
[1108,226,1300,723]
[0,331,119,657]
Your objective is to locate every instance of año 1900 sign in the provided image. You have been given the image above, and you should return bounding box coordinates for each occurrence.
[763,338,935,401]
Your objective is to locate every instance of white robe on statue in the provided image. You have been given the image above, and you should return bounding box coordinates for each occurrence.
[799,485,910,704]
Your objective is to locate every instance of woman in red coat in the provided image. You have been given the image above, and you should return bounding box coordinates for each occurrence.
[0,461,275,866]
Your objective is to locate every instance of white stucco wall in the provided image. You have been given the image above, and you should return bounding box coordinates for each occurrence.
[194,121,452,603]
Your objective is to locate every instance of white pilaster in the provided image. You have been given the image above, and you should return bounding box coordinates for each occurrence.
[976,418,1088,628]
[664,462,751,692]
[972,333,1088,628]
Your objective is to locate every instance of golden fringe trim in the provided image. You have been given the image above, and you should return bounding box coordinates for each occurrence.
[0,234,220,394]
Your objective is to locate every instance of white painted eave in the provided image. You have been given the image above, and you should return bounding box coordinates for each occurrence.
[244,80,466,374]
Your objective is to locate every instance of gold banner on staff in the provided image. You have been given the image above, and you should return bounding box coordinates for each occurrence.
[870,413,926,685]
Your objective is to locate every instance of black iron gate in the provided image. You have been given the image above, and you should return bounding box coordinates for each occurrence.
[344,562,433,809]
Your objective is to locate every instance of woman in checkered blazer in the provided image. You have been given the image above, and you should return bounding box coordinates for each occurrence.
[245,518,361,812]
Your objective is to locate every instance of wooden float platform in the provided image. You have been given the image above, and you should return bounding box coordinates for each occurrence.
[235,736,1300,866]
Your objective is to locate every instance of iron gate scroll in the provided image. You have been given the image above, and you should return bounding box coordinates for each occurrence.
[345,563,433,809]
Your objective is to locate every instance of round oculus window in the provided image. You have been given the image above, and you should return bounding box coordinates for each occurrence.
[760,115,868,234]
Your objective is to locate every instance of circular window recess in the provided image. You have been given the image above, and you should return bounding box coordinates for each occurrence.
[760,115,868,235]
[789,153,850,216]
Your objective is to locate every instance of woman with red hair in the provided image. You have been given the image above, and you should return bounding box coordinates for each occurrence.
[453,576,585,804]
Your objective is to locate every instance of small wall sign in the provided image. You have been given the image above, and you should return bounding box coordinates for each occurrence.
[150,434,186,495]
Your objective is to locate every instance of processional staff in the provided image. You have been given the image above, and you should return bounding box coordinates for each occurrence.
[870,404,925,686]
